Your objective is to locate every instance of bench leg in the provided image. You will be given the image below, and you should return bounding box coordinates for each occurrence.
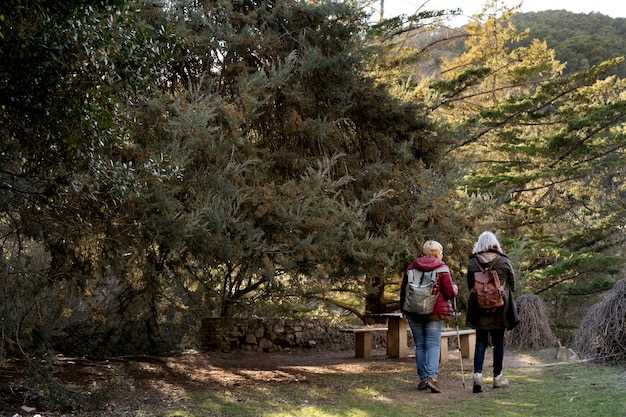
[355,332,372,358]
[439,337,449,365]
[387,318,409,359]
[460,333,476,360]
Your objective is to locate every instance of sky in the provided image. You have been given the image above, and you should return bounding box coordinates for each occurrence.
[378,0,626,27]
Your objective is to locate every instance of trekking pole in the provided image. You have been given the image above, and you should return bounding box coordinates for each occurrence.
[453,298,466,389]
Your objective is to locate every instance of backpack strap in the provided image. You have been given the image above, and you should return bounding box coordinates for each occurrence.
[406,269,423,286]
[475,256,497,272]
[432,265,450,274]
[408,265,449,286]
[431,265,449,289]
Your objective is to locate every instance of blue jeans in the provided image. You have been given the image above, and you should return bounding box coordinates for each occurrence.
[406,314,443,381]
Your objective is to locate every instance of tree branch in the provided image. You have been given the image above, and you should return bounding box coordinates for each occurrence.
[548,113,626,168]
[307,294,365,322]
[232,275,269,298]
[512,175,584,194]
[534,272,583,295]
[446,79,589,153]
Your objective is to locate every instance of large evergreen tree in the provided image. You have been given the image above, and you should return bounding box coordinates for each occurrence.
[1,0,465,355]
[425,4,626,301]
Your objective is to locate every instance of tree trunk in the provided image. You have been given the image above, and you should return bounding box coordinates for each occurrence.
[364,275,387,324]
[220,298,233,318]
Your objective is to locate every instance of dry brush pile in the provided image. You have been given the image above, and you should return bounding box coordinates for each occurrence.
[574,279,626,360]
[505,294,558,350]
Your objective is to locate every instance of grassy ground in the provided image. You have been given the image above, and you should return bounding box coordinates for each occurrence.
[160,354,626,417]
[2,350,625,417]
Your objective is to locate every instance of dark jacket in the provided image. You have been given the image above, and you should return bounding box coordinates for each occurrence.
[466,250,518,330]
[400,256,456,318]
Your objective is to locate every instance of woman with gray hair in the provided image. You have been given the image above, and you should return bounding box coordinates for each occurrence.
[466,231,518,393]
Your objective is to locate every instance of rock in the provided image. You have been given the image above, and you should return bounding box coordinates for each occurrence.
[21,406,36,413]
[254,327,265,338]
[273,323,285,334]
[555,346,569,361]
[245,334,257,344]
[293,325,303,332]
[568,348,579,360]
[259,338,273,351]
[308,340,317,347]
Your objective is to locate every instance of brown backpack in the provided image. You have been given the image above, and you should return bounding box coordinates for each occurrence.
[473,261,505,310]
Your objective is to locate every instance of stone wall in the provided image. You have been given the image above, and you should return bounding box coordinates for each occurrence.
[201,317,387,353]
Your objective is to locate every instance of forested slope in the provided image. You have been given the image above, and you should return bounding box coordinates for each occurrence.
[513,10,626,76]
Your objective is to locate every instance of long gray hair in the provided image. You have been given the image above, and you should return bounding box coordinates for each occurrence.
[472,231,503,254]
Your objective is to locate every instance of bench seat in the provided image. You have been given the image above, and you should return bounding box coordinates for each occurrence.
[340,327,388,358]
[439,328,476,364]
[342,325,476,363]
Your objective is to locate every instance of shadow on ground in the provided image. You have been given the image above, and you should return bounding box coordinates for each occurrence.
[2,349,625,417]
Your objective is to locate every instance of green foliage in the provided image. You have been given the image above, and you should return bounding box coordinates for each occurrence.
[2,0,465,355]
[0,0,191,356]
[3,0,626,360]
[461,58,626,295]
[409,3,626,303]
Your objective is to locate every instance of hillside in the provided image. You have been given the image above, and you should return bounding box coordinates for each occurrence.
[400,10,626,78]
[513,10,626,76]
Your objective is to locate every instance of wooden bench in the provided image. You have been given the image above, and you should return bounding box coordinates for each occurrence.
[341,325,476,363]
[439,329,476,364]
[340,327,388,358]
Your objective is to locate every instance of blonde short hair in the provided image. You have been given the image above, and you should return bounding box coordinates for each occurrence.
[423,240,443,258]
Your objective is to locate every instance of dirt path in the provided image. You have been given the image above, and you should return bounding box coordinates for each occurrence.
[1,348,560,416]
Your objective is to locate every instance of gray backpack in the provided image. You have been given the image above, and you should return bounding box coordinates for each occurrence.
[403,266,449,314]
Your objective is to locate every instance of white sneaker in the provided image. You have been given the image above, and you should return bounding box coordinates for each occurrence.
[473,373,483,393]
[493,373,510,388]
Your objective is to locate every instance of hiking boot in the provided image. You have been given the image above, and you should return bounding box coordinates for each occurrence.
[472,372,483,393]
[425,378,442,393]
[417,380,428,391]
[493,373,510,388]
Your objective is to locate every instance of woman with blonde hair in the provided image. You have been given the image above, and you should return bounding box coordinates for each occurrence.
[400,240,458,393]
[466,231,518,393]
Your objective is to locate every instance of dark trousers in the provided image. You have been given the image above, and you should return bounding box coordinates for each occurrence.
[473,329,505,376]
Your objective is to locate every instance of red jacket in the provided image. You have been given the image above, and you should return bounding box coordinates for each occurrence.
[400,256,456,317]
